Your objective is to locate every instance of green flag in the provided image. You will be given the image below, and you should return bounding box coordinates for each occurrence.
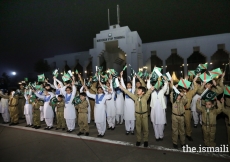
[50,97,58,106]
[75,69,78,74]
[151,67,162,81]
[209,68,222,78]
[72,96,82,106]
[172,86,180,103]
[24,78,28,82]
[178,79,191,89]
[62,73,71,82]
[224,86,230,96]
[195,63,207,74]
[188,70,195,76]
[199,72,212,83]
[137,71,143,77]
[53,69,58,77]
[37,74,45,82]
[201,88,216,100]
[123,65,127,71]
[154,80,163,90]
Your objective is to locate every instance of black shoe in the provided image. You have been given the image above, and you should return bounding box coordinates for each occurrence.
[30,124,33,127]
[25,125,30,127]
[173,144,178,149]
[9,123,13,126]
[55,128,59,130]
[97,134,101,137]
[68,130,73,133]
[194,125,197,128]
[67,130,70,132]
[85,132,89,136]
[48,126,53,130]
[62,128,65,131]
[126,131,130,135]
[136,142,141,146]
[181,144,186,148]
[99,134,104,138]
[32,125,36,128]
[107,127,111,130]
[13,122,19,125]
[186,135,193,141]
[77,132,84,136]
[44,127,49,130]
[159,138,163,141]
[2,121,8,124]
[156,138,160,142]
[131,131,134,135]
[35,126,41,129]
[111,127,115,130]
[144,141,148,147]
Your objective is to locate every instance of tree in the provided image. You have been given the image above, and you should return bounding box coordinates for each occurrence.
[34,59,50,73]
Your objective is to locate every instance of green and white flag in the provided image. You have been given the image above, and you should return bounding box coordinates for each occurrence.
[224,86,230,96]
[53,69,58,77]
[195,63,207,74]
[62,73,71,82]
[188,70,195,76]
[130,67,136,78]
[201,88,216,100]
[209,68,222,78]
[24,78,28,82]
[50,96,58,106]
[123,65,127,71]
[137,71,143,77]
[75,69,78,74]
[151,67,162,81]
[199,72,212,83]
[178,79,191,89]
[172,86,180,103]
[72,96,82,106]
[154,80,163,90]
[38,74,45,82]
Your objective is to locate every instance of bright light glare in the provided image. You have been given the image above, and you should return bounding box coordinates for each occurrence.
[12,72,16,75]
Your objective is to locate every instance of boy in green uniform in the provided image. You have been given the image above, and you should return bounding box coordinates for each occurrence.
[119,85,154,147]
[54,95,65,130]
[76,92,89,136]
[196,98,222,147]
[32,98,44,129]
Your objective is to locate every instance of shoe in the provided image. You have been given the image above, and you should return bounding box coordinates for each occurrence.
[111,127,115,130]
[2,121,8,124]
[85,132,89,136]
[97,134,101,137]
[159,138,163,141]
[186,135,193,141]
[144,141,148,147]
[13,122,19,125]
[107,127,111,130]
[194,125,197,128]
[131,131,134,135]
[68,130,73,133]
[25,125,30,127]
[35,126,41,129]
[44,127,49,130]
[173,144,178,149]
[156,138,160,142]
[77,132,84,136]
[100,134,104,137]
[9,123,13,126]
[32,125,36,128]
[136,142,141,146]
[48,126,53,130]
[67,130,70,132]
[55,128,59,130]
[126,131,130,135]
[30,124,33,127]
[62,128,65,131]
[181,144,186,148]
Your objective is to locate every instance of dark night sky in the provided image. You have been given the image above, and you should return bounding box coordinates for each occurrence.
[0,0,230,78]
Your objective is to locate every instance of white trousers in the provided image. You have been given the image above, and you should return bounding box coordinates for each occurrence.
[153,124,164,139]
[125,120,135,131]
[66,119,75,130]
[192,111,202,125]
[1,110,10,122]
[25,114,33,125]
[40,111,44,121]
[107,116,115,128]
[116,115,124,124]
[45,118,53,127]
[96,117,106,135]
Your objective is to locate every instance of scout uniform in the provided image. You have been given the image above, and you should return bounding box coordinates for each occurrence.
[18,89,26,119]
[222,105,230,154]
[122,88,152,146]
[170,92,187,147]
[55,100,65,129]
[196,100,222,147]
[8,94,19,125]
[184,82,197,139]
[32,99,44,128]
[76,99,89,134]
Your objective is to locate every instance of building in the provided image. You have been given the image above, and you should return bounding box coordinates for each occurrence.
[45,24,230,80]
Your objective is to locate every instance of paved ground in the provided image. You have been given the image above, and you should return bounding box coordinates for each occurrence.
[0,106,229,162]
